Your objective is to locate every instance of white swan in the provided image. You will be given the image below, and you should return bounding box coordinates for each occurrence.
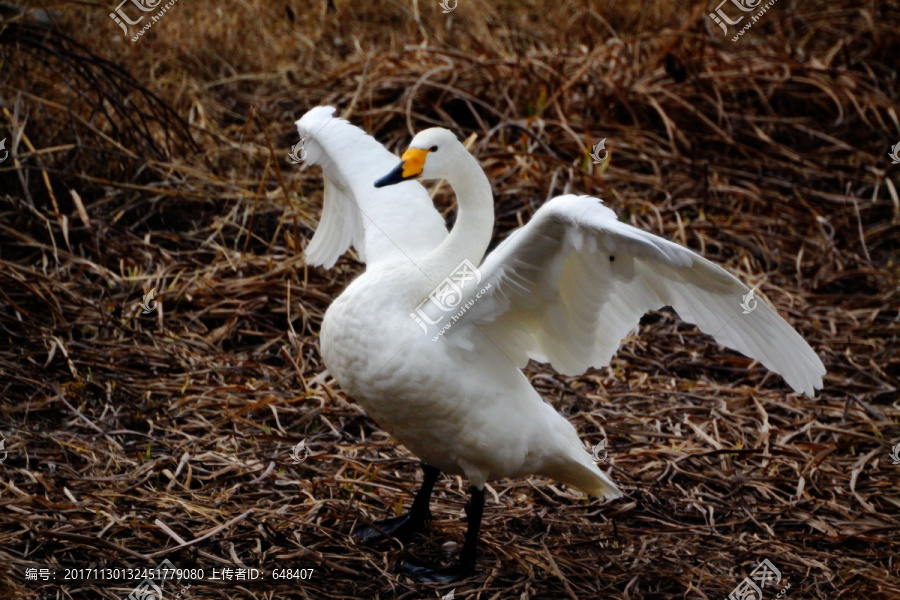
[294,106,825,582]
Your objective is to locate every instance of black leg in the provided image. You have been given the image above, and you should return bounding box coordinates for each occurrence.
[398,485,484,583]
[409,463,440,526]
[459,486,485,572]
[354,463,440,544]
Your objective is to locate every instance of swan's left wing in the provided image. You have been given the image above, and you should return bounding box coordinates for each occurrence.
[296,107,448,269]
[447,195,825,397]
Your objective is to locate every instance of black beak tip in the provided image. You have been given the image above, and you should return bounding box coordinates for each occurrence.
[374,162,407,188]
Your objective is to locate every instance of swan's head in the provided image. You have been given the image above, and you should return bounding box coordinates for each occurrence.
[374,128,462,187]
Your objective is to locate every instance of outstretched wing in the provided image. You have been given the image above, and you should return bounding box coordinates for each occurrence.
[449,195,825,397]
[295,107,448,269]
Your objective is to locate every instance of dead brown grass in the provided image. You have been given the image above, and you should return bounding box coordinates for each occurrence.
[1,1,898,599]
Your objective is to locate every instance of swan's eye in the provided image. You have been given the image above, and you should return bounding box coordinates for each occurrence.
[430,145,438,152]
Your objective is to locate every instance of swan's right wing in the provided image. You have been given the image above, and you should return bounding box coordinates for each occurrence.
[443,195,824,397]
[296,107,448,269]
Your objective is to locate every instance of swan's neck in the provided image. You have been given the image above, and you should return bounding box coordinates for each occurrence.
[421,151,494,281]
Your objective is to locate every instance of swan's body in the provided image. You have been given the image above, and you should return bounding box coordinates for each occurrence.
[295,106,825,581]
[320,264,615,495]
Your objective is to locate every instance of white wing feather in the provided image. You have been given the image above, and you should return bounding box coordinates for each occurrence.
[452,195,825,397]
[296,107,448,269]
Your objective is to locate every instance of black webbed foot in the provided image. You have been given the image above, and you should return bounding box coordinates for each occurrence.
[398,557,474,583]
[354,463,440,544]
[353,512,430,545]
[398,485,485,582]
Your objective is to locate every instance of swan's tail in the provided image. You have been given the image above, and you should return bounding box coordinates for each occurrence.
[531,401,624,500]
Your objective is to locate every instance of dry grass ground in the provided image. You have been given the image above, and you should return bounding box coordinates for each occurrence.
[1,1,899,598]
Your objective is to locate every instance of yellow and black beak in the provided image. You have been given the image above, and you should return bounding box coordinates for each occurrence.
[374,147,430,188]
